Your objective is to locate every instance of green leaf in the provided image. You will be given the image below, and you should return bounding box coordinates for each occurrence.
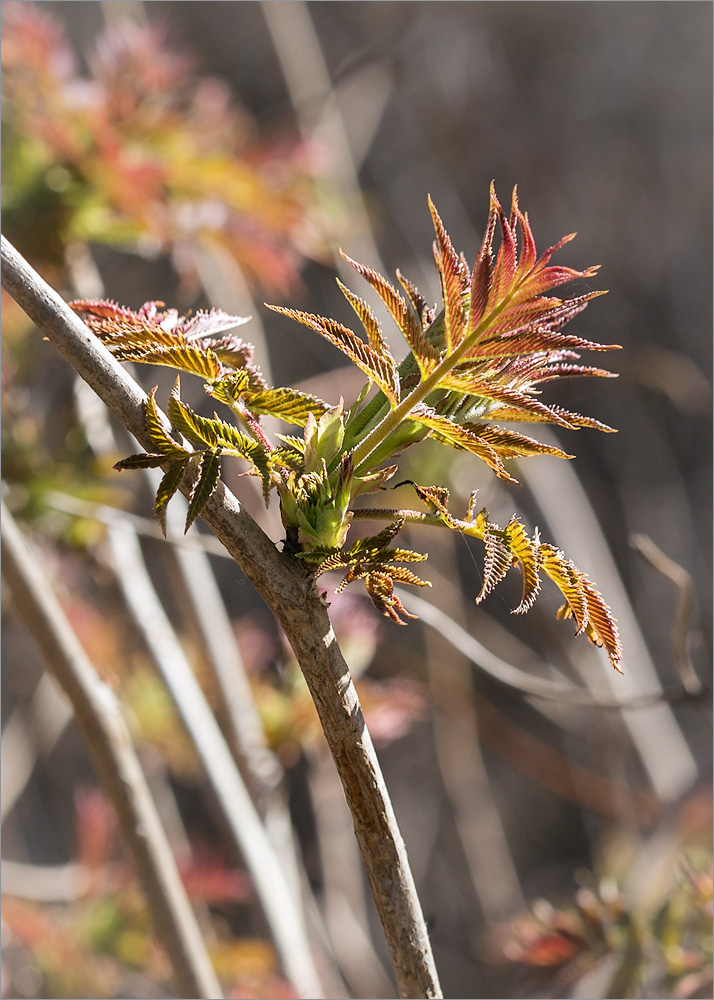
[242,386,329,426]
[113,343,222,379]
[205,370,252,406]
[167,384,220,448]
[185,450,221,533]
[154,457,190,536]
[168,380,272,501]
[145,388,187,456]
[113,453,170,471]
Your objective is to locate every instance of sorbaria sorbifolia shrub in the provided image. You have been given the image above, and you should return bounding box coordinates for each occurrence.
[71,185,623,671]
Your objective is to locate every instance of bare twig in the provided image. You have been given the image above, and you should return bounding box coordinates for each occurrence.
[1,236,442,998]
[68,259,315,978]
[1,504,223,1000]
[396,589,700,712]
[630,533,703,697]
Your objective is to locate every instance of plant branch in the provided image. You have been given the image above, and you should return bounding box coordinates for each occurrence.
[103,523,323,999]
[1,236,443,999]
[0,503,223,1000]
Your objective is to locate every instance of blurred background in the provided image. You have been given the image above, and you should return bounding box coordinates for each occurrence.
[1,2,711,998]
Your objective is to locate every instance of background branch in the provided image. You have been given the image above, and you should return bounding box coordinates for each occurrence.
[1,503,223,1000]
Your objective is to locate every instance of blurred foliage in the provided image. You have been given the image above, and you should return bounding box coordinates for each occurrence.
[485,793,713,999]
[0,0,332,528]
[0,1,330,293]
[1,789,274,999]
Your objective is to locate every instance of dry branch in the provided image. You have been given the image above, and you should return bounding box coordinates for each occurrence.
[1,503,223,1000]
[1,236,442,1000]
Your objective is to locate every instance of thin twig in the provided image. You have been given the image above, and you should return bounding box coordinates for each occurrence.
[395,589,702,712]
[630,533,703,697]
[67,242,314,950]
[68,245,313,962]
[1,235,442,999]
[1,504,223,1000]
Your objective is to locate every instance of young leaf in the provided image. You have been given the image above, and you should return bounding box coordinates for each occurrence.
[185,450,221,533]
[410,404,517,482]
[154,456,190,536]
[70,300,250,378]
[177,309,252,342]
[145,387,188,456]
[364,571,422,625]
[113,453,172,471]
[429,196,469,351]
[112,342,222,379]
[399,484,622,670]
[239,387,329,426]
[503,517,541,614]
[266,305,401,404]
[341,253,440,374]
[336,279,391,358]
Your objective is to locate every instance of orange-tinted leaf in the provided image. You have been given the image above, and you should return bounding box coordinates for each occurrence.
[340,253,439,373]
[462,423,573,460]
[539,544,589,635]
[429,196,468,350]
[266,305,400,403]
[396,269,436,328]
[504,518,541,613]
[410,404,517,482]
[336,279,390,357]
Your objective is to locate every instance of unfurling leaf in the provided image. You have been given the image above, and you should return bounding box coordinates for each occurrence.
[266,305,401,403]
[70,299,250,379]
[402,484,622,671]
[154,457,190,536]
[185,450,221,533]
